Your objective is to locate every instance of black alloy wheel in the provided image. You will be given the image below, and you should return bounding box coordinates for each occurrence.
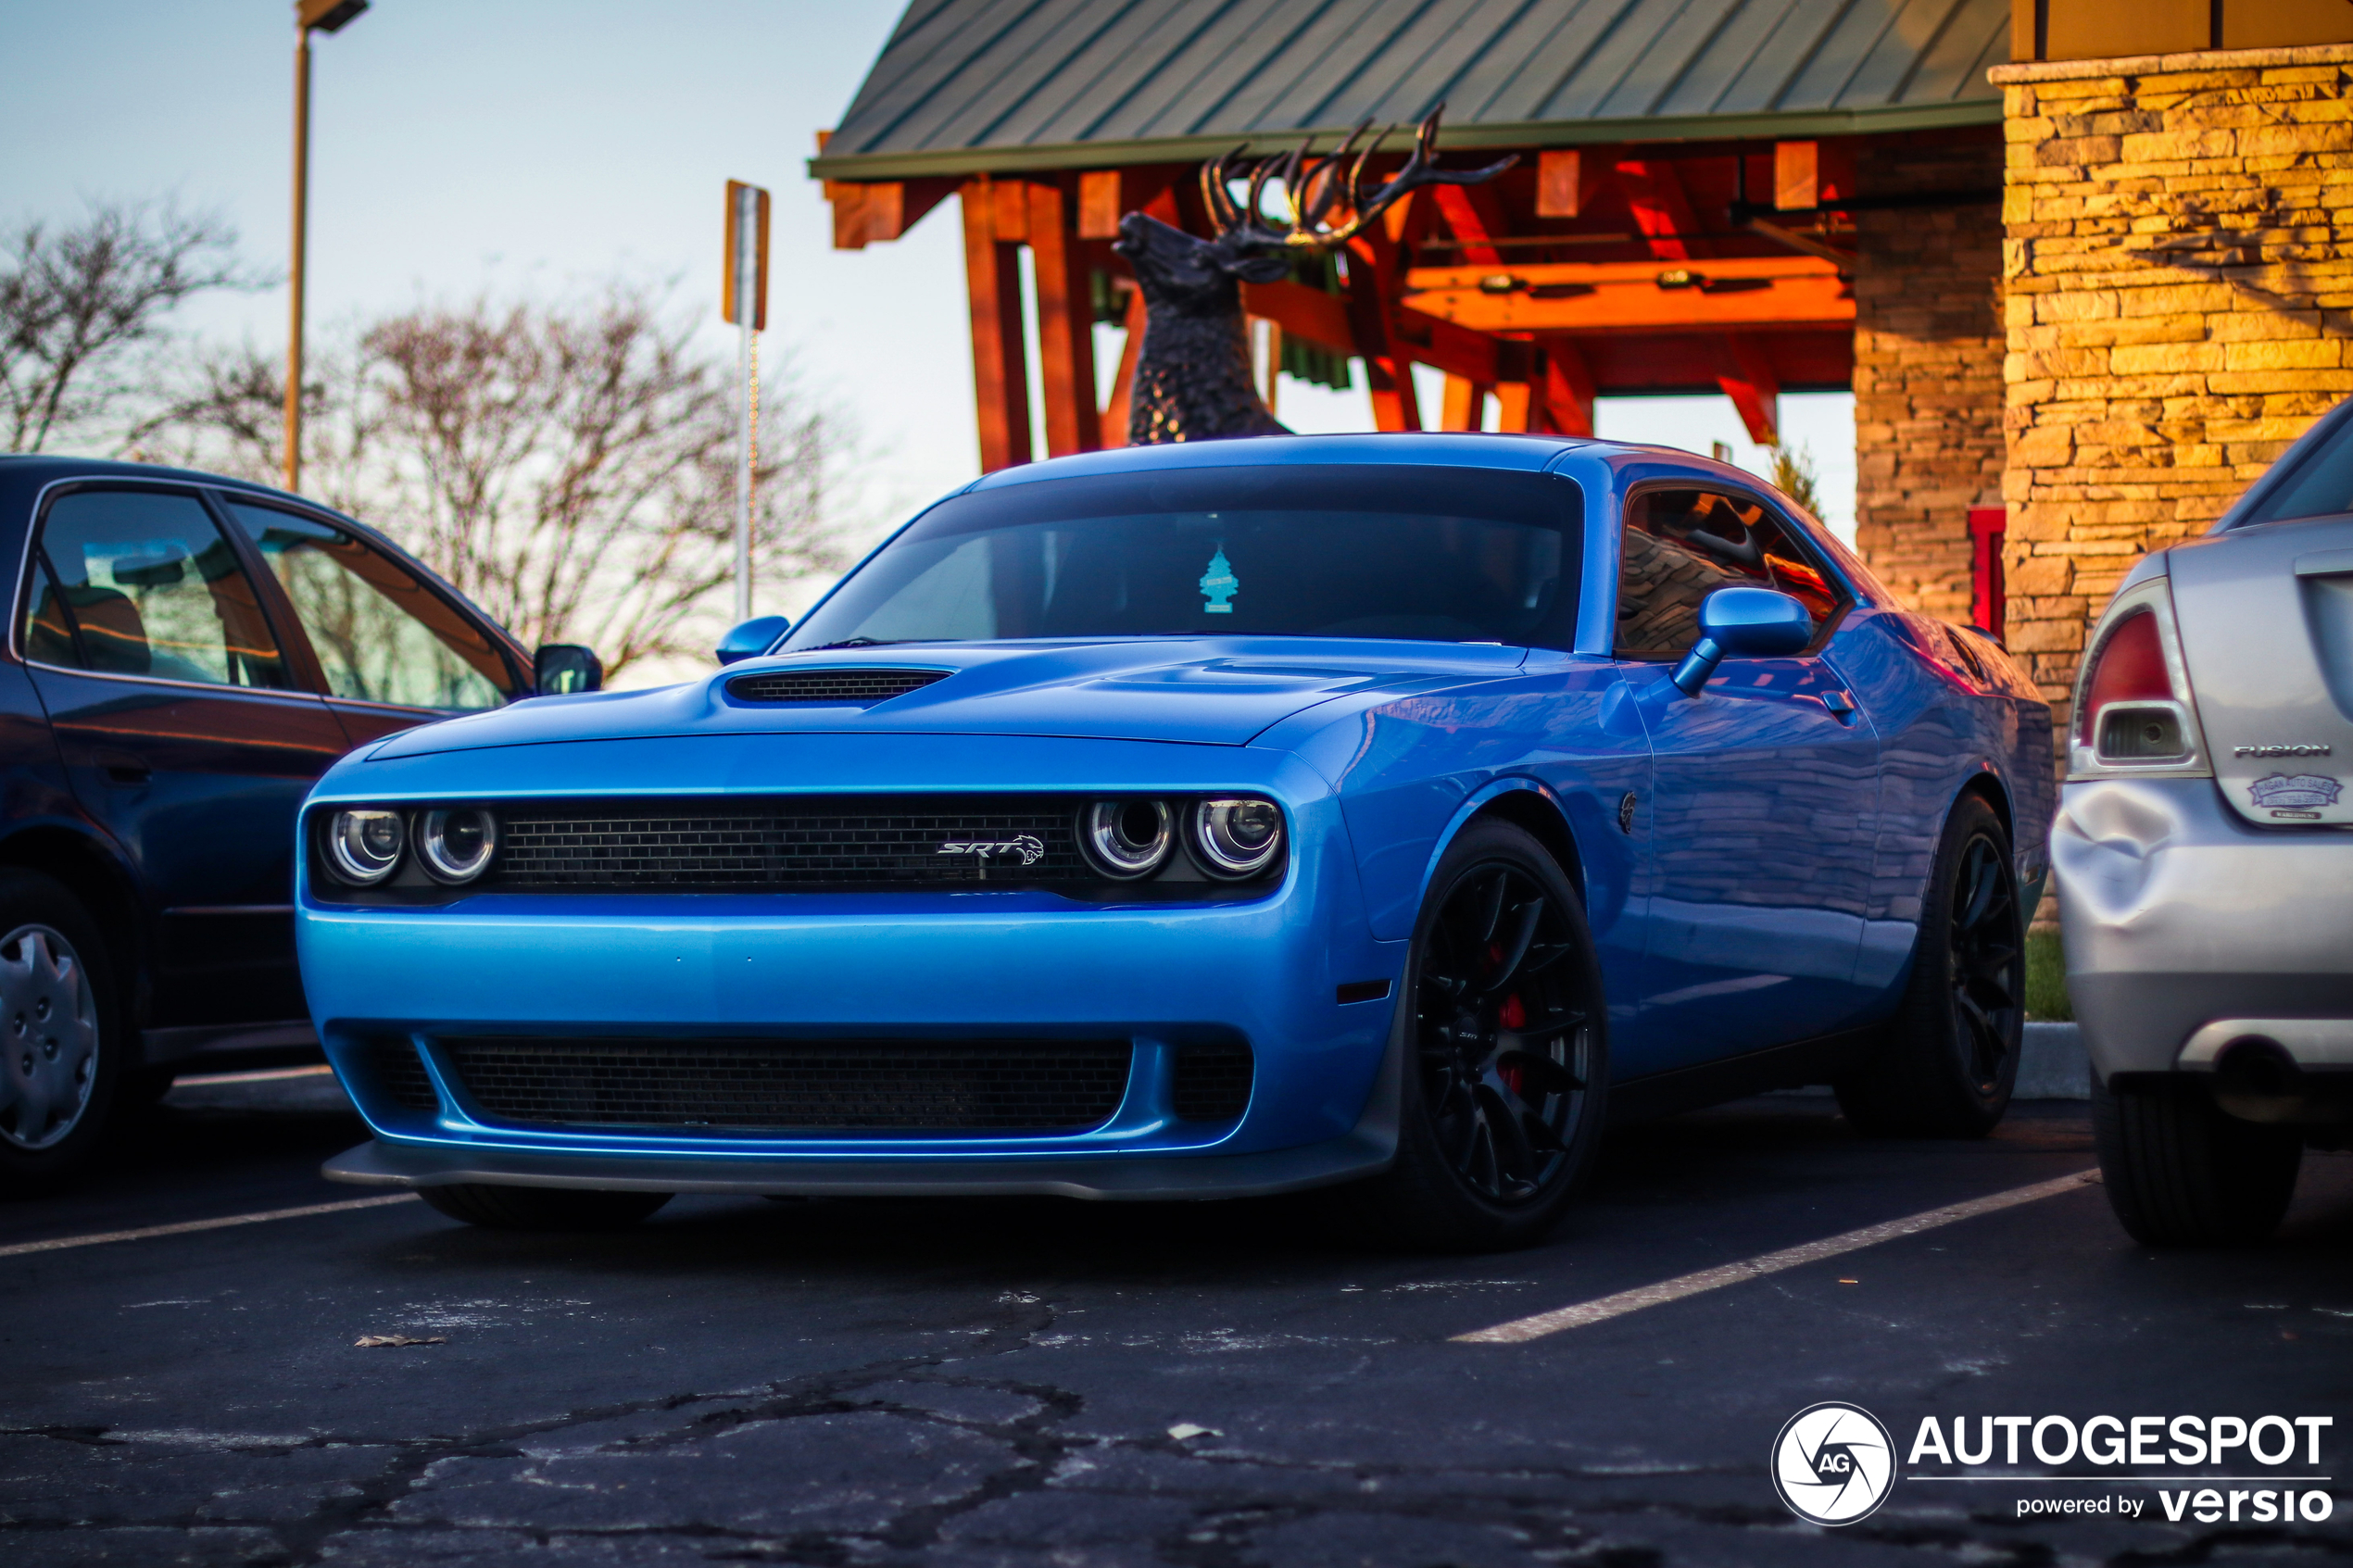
[1945,833,2023,1093]
[1353,820,1608,1249]
[1837,795,2023,1137]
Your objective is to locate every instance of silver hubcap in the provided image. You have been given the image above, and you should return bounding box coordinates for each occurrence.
[0,923,99,1151]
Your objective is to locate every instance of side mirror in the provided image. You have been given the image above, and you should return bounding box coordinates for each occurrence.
[715,614,790,666]
[1669,587,1813,696]
[533,643,603,696]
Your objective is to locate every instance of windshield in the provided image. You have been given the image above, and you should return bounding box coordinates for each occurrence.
[783,465,1583,651]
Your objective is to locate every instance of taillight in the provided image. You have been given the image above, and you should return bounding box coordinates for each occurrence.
[2078,612,2172,738]
[2074,596,2197,767]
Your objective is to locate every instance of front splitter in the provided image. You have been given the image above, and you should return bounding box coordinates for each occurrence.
[322,1133,1395,1203]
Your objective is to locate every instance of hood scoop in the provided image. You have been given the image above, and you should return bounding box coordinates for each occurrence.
[725,667,949,704]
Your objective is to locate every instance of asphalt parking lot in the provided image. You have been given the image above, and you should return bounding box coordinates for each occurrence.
[2,1072,2348,1567]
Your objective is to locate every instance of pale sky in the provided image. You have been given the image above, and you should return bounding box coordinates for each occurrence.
[5,0,1856,651]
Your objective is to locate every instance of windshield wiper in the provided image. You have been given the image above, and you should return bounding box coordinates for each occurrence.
[796,636,937,652]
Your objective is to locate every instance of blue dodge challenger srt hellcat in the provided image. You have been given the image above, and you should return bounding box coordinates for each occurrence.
[303,434,2051,1248]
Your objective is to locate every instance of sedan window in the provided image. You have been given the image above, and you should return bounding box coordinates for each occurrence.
[222,502,514,712]
[26,489,295,689]
[1614,488,1846,659]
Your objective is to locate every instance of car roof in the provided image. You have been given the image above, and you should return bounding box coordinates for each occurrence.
[0,451,308,501]
[959,432,1692,491]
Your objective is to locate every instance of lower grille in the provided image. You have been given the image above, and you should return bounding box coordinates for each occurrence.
[1172,1043,1254,1122]
[367,1039,440,1112]
[438,1037,1133,1133]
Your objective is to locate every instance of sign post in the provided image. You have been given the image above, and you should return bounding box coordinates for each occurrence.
[722,180,771,624]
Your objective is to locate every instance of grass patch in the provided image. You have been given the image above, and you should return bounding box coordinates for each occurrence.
[2025,928,2072,1022]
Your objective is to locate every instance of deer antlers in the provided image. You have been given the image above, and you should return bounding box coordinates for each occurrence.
[1199,107,1516,251]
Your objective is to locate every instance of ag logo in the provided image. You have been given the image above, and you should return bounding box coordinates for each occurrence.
[1770,1401,1895,1525]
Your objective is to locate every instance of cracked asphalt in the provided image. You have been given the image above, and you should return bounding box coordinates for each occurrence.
[3,1076,2349,1567]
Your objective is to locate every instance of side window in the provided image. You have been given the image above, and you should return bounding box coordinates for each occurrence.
[25,489,295,690]
[1613,487,1846,659]
[221,503,515,713]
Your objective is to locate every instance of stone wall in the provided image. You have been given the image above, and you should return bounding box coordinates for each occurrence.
[1994,42,2353,718]
[1851,132,2007,625]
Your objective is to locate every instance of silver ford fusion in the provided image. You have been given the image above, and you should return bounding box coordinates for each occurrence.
[2057,399,2353,1244]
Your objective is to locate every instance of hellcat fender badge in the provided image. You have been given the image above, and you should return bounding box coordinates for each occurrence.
[937,834,1046,865]
[2233,743,2332,758]
[2248,772,2343,815]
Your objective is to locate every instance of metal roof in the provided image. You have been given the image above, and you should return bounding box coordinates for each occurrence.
[812,0,2008,181]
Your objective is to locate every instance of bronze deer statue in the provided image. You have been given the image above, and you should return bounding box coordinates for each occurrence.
[1111,109,1514,445]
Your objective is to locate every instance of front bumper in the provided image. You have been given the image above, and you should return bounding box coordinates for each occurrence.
[2053,775,2353,1080]
[302,733,1405,1197]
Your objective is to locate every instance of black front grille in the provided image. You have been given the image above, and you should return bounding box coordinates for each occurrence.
[725,668,947,703]
[488,797,1088,890]
[367,1039,439,1112]
[1172,1043,1254,1122]
[439,1037,1132,1133]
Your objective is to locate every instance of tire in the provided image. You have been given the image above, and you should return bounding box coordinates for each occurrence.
[0,871,124,1193]
[1836,795,2022,1138]
[1349,820,1610,1251]
[2094,1074,2300,1247]
[419,1184,673,1231]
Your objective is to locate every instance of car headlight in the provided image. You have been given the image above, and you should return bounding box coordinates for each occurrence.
[1189,797,1284,879]
[325,809,405,885]
[1078,799,1173,879]
[417,808,498,884]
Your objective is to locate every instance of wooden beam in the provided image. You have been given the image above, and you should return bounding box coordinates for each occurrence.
[1390,306,1502,383]
[1541,345,1595,438]
[1432,184,1508,266]
[960,181,1031,472]
[1344,230,1419,432]
[1536,150,1579,218]
[1774,142,1818,211]
[1439,374,1489,431]
[1078,170,1122,240]
[1718,334,1780,445]
[1027,180,1100,457]
[1402,256,1853,334]
[1100,284,1146,448]
[1613,159,1699,261]
[1239,279,1353,356]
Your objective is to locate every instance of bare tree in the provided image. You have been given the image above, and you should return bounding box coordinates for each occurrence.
[144,285,853,678]
[1,200,258,453]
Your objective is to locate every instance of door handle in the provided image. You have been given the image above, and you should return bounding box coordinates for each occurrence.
[95,749,152,785]
[1821,690,1858,722]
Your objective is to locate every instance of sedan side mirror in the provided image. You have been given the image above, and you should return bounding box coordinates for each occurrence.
[715,614,790,666]
[1669,587,1813,696]
[533,643,603,696]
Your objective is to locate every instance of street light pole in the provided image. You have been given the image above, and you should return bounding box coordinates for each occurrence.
[723,181,770,624]
[283,0,368,495]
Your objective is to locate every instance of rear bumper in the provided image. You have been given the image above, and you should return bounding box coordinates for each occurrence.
[2053,776,2353,1079]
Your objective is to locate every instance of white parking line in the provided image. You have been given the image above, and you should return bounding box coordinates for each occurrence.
[175,1064,339,1085]
[1453,1169,2102,1344]
[0,1194,420,1260]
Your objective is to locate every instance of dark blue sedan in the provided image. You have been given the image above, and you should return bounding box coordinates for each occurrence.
[301,435,2052,1248]
[0,456,596,1188]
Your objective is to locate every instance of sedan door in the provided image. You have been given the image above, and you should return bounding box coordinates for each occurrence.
[216,499,523,750]
[20,484,348,1030]
[1612,483,1881,1075]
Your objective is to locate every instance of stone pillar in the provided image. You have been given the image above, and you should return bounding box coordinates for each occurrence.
[1993,43,2353,721]
[1851,131,2008,625]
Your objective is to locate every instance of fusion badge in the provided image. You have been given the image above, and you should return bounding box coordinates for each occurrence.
[1772,1401,1896,1526]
